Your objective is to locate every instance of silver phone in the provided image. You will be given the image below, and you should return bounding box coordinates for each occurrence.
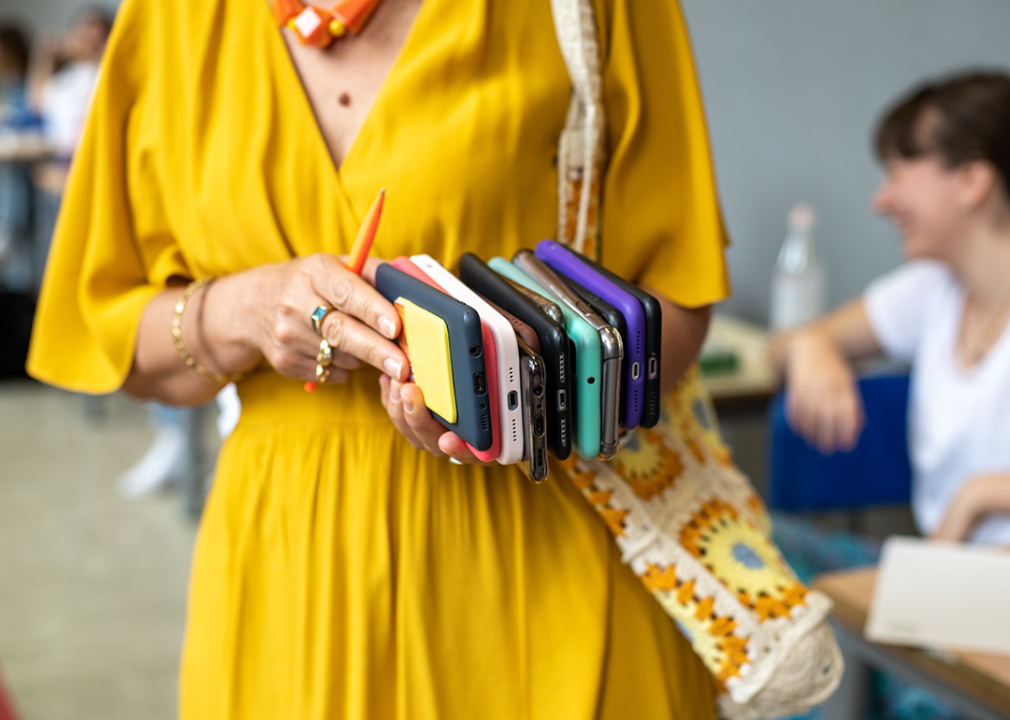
[503,276,565,325]
[512,250,623,460]
[517,336,549,483]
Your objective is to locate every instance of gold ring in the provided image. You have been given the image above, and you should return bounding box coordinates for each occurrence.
[317,339,333,366]
[310,305,333,339]
[315,364,330,382]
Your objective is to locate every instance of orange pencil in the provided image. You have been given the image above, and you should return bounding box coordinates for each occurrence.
[346,188,384,275]
[305,188,386,392]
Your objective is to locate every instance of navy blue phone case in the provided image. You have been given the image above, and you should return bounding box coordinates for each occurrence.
[375,264,494,452]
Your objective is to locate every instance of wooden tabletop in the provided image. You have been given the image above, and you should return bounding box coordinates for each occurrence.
[0,134,57,163]
[814,567,1010,715]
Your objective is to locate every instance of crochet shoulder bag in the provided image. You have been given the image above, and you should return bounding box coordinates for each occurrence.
[548,1,843,717]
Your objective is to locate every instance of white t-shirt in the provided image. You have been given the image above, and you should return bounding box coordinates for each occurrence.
[40,61,100,158]
[865,261,1010,545]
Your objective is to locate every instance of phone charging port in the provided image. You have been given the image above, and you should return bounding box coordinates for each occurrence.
[648,357,658,378]
[557,389,567,410]
[631,362,641,380]
[508,391,519,411]
[533,416,545,437]
[473,373,487,395]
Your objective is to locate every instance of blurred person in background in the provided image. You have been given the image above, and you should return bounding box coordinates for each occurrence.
[0,24,34,130]
[0,23,35,289]
[772,71,1010,545]
[27,7,112,160]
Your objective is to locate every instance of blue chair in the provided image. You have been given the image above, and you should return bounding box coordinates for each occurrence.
[768,374,912,512]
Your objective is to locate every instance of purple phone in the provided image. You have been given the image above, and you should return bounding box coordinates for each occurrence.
[535,240,647,430]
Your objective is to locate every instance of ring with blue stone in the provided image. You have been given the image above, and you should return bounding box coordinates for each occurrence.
[310,305,333,339]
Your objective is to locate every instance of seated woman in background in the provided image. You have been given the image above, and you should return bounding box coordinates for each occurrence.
[772,71,1010,545]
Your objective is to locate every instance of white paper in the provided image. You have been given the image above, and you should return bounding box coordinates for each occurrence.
[866,536,1010,655]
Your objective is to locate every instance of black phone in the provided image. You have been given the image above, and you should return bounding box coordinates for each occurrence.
[517,337,548,483]
[458,252,572,460]
[375,264,494,452]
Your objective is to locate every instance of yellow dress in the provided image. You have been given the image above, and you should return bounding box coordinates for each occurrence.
[28,0,731,716]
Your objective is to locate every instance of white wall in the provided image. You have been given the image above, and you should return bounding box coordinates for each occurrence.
[680,0,1010,322]
[0,0,118,36]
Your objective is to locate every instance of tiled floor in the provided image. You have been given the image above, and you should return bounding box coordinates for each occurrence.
[0,380,196,720]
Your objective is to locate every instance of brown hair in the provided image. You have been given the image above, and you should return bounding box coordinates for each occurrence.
[875,71,1010,196]
[0,25,30,77]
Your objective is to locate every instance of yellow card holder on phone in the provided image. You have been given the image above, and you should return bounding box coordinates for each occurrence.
[395,298,457,423]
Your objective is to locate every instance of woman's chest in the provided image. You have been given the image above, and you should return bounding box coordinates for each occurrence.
[147,0,572,274]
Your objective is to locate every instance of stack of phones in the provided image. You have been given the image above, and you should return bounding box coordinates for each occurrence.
[374,241,663,482]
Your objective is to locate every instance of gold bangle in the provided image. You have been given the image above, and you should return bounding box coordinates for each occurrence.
[172,278,250,385]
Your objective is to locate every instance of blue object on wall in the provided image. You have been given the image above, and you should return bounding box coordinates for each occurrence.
[768,374,912,511]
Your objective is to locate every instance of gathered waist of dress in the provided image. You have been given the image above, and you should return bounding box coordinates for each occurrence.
[236,367,393,429]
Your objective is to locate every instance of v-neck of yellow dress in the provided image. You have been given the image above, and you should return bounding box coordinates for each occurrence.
[258,0,438,232]
[261,0,436,188]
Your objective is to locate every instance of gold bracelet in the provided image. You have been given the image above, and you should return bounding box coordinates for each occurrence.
[172,277,250,385]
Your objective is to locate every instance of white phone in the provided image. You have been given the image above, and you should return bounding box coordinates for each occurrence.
[410,254,525,465]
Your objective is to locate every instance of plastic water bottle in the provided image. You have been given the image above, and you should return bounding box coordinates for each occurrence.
[770,204,826,330]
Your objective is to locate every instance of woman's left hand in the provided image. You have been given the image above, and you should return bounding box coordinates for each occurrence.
[930,474,1010,542]
[378,375,494,465]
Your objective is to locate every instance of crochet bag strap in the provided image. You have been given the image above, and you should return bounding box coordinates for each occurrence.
[550,0,604,260]
[547,4,844,718]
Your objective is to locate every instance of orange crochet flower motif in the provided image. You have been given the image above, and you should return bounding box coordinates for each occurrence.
[679,498,740,558]
[642,563,678,593]
[639,562,753,683]
[612,430,684,501]
[600,508,629,537]
[680,498,810,624]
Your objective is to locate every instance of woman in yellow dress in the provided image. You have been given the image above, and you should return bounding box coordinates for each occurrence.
[28,0,731,716]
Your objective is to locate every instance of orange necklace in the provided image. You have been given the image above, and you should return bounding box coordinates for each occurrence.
[274,0,385,48]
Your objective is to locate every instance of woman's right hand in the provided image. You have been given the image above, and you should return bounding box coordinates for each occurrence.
[782,330,865,454]
[243,254,409,385]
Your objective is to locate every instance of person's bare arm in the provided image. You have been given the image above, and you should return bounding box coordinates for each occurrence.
[932,474,1010,542]
[122,255,409,406]
[642,287,711,395]
[769,299,884,453]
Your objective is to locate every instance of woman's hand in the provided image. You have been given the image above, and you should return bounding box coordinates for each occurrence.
[769,300,882,455]
[125,254,410,405]
[243,254,408,385]
[378,376,494,464]
[931,474,1010,542]
[782,330,865,454]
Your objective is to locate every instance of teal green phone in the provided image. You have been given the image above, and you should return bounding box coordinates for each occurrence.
[489,257,602,459]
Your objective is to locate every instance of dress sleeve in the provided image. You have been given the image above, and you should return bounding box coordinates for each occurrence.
[863,260,951,363]
[27,0,190,394]
[596,0,730,308]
